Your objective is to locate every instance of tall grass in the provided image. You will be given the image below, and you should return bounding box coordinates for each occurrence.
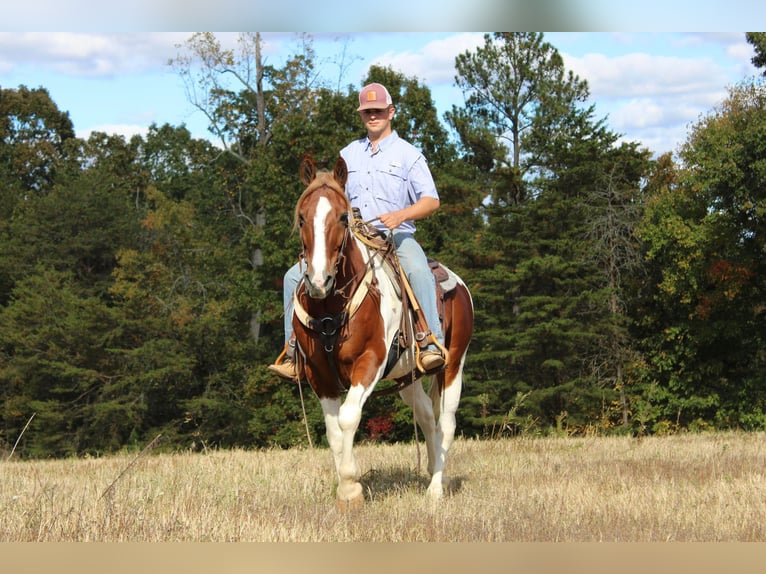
[2,433,765,541]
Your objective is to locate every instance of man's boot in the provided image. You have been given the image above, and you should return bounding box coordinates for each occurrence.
[419,346,445,372]
[268,339,297,380]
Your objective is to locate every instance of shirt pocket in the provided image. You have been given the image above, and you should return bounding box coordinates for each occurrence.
[378,163,405,181]
[345,168,362,202]
[374,164,408,209]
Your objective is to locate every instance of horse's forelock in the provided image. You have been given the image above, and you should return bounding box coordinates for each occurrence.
[293,171,350,232]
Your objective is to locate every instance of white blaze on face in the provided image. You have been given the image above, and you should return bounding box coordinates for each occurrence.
[308,196,332,291]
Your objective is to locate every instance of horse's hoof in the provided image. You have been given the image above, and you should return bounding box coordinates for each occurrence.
[336,493,365,513]
[427,476,451,499]
[426,485,443,499]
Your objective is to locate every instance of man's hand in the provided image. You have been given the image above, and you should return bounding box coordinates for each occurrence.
[378,210,407,231]
[377,197,440,231]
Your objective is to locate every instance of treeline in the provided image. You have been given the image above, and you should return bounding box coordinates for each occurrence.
[2,33,765,458]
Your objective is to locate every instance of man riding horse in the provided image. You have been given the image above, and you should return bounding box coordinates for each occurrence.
[270,82,446,378]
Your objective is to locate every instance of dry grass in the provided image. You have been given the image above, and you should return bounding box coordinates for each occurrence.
[1,432,765,541]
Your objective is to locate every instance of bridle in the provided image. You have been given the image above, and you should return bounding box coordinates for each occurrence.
[293,205,379,392]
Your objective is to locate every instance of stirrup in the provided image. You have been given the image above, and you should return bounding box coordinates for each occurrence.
[269,340,297,380]
[419,349,445,373]
[268,358,297,380]
[415,333,449,374]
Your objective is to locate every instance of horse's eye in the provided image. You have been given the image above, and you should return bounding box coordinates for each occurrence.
[298,214,305,227]
[340,213,349,226]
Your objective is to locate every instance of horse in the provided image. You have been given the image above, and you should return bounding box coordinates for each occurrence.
[290,156,473,508]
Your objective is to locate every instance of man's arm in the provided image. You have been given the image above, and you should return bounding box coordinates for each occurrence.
[377,196,440,231]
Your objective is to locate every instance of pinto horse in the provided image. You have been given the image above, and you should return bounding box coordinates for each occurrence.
[291,156,473,507]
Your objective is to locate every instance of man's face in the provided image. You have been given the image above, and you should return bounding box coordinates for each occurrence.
[359,106,394,136]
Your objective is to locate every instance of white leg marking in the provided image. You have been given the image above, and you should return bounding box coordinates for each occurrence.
[319,397,343,477]
[399,380,438,475]
[334,384,368,502]
[427,355,465,499]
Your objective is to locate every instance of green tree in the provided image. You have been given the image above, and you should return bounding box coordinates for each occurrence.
[453,32,650,433]
[634,77,766,431]
[0,85,76,203]
[0,86,80,303]
[452,32,589,206]
[1,132,143,298]
[746,32,766,73]
[0,267,130,456]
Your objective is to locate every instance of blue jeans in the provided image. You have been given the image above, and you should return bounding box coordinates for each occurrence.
[281,232,444,347]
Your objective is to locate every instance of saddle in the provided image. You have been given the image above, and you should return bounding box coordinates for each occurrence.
[350,213,453,373]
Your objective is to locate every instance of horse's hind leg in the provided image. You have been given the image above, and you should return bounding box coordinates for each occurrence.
[426,358,464,499]
[399,379,438,474]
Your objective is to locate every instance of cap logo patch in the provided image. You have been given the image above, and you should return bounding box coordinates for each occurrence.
[367,91,378,101]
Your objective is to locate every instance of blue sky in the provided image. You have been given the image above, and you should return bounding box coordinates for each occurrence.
[0,31,760,157]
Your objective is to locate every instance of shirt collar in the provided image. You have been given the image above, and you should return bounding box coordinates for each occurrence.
[364,130,399,153]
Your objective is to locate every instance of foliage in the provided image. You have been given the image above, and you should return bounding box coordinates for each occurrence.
[632,77,766,432]
[2,33,766,457]
[747,32,766,73]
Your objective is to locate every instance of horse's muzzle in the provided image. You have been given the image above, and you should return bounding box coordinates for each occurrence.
[305,271,334,299]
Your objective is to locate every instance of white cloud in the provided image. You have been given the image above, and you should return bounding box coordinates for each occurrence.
[564,51,730,100]
[557,39,750,154]
[369,33,485,86]
[0,32,190,77]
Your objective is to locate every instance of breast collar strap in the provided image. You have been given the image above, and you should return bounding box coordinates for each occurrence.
[292,264,377,336]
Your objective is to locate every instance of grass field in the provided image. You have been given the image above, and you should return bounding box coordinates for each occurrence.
[2,432,765,541]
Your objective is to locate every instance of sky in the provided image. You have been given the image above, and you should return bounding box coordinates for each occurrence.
[0,31,761,158]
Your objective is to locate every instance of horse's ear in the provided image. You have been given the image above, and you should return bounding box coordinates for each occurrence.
[300,156,316,186]
[333,156,348,188]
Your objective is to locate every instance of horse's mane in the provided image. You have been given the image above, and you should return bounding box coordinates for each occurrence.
[293,170,351,232]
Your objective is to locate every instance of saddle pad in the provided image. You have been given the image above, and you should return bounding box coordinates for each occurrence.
[428,259,458,293]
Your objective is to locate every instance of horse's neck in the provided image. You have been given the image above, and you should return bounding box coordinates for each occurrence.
[337,236,369,292]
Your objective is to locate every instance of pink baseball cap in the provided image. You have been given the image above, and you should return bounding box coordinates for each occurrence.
[357,83,393,111]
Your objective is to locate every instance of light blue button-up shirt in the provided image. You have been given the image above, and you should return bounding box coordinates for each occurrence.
[340,130,439,234]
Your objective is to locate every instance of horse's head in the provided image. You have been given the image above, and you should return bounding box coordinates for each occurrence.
[295,156,350,299]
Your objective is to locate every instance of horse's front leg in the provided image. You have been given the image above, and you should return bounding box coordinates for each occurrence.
[319,397,343,480]
[334,383,365,506]
[333,351,381,508]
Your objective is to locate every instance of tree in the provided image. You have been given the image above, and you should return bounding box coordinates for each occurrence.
[0,86,80,302]
[583,144,652,426]
[746,32,766,73]
[0,130,144,305]
[109,181,256,448]
[0,86,76,202]
[0,267,128,456]
[453,32,651,433]
[634,78,766,431]
[169,33,335,350]
[452,32,589,206]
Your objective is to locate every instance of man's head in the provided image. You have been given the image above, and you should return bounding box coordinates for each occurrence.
[356,83,394,140]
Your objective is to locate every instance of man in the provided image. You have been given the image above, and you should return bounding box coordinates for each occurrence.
[269,82,445,379]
